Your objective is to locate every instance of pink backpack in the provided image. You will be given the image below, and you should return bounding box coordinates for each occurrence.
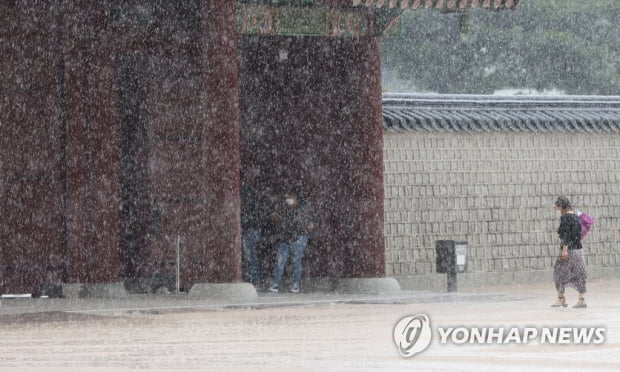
[578,212,594,241]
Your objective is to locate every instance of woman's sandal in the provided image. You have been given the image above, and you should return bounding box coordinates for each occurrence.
[551,296,567,308]
[573,298,587,309]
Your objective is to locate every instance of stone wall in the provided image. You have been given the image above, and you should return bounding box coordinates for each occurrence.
[383,131,620,289]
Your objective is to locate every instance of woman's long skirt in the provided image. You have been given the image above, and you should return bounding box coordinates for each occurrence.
[553,249,587,293]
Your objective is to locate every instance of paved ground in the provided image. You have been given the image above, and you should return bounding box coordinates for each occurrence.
[0,278,619,371]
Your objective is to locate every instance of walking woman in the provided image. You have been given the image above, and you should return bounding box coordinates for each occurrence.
[551,196,588,309]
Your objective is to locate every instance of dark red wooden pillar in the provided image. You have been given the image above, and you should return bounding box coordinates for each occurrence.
[198,0,242,283]
[343,35,385,278]
[63,2,121,284]
[0,2,66,293]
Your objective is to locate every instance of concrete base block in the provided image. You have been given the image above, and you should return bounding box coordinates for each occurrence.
[334,277,401,294]
[62,282,128,299]
[394,272,555,292]
[188,283,258,299]
[392,266,620,292]
[393,274,447,292]
[587,266,620,280]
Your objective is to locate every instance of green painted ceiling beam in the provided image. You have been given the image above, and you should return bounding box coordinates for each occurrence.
[237,4,402,37]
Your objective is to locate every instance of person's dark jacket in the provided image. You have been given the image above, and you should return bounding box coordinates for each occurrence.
[273,204,312,244]
[241,185,273,231]
[558,213,582,250]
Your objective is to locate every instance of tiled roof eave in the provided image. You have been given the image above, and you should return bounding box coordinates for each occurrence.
[382,94,620,134]
[352,0,520,11]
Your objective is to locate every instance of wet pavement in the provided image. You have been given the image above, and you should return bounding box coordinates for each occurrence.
[0,278,619,371]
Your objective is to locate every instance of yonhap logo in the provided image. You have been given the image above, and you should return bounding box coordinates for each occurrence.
[393,314,433,357]
[392,313,606,358]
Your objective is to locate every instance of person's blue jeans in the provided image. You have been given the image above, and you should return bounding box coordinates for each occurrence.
[271,235,309,287]
[242,228,260,285]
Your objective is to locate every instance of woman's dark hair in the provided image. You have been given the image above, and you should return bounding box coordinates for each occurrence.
[554,196,572,210]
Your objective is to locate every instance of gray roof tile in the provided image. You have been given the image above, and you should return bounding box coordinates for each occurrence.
[382,94,620,133]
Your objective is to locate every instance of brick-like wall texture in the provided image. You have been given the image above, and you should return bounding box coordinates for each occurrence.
[383,132,620,282]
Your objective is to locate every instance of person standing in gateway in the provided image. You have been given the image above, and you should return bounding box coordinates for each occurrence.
[269,191,315,293]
